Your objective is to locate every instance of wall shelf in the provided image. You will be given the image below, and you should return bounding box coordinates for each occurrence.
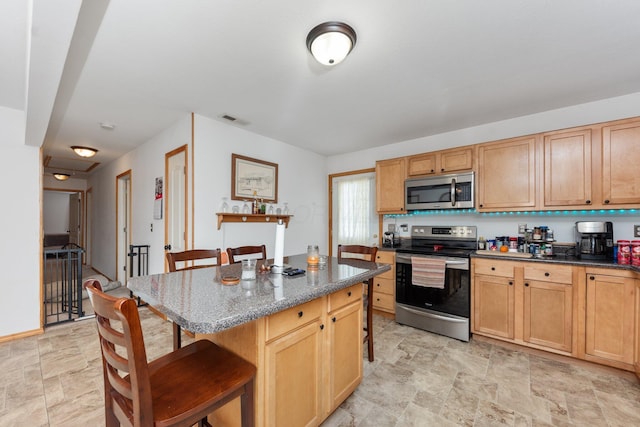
[216,213,292,229]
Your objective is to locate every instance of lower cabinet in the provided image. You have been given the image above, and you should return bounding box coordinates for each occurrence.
[373,251,395,313]
[472,259,576,357]
[635,279,640,378]
[200,283,363,427]
[583,269,635,370]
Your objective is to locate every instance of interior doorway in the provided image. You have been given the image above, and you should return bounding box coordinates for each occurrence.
[328,168,379,256]
[43,188,85,250]
[116,170,132,285]
[165,145,188,270]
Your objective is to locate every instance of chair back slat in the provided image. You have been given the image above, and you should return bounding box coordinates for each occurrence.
[226,245,267,264]
[85,281,154,425]
[166,249,222,272]
[337,244,378,262]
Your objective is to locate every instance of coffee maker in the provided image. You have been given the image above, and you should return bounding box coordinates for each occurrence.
[575,221,614,260]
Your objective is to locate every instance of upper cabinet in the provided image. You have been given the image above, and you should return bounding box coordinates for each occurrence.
[407,147,473,177]
[543,128,593,208]
[476,136,538,211]
[375,157,406,214]
[602,119,640,206]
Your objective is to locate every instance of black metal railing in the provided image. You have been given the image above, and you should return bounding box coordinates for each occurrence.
[128,244,150,305]
[43,245,85,326]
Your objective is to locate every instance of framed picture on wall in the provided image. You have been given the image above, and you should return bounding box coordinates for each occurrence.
[231,153,278,203]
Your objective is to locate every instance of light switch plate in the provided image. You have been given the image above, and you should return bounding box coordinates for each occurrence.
[635,225,640,237]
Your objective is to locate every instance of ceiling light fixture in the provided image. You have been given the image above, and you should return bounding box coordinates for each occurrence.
[53,173,70,181]
[306,21,357,66]
[71,146,98,158]
[99,122,116,130]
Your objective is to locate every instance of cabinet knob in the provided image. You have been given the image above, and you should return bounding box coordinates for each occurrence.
[590,276,595,280]
[376,298,381,302]
[441,168,445,172]
[508,281,513,286]
[376,283,381,287]
[479,204,484,208]
[491,267,495,271]
[320,324,324,330]
[430,169,434,173]
[586,200,591,204]
[332,317,337,323]
[544,272,550,277]
[525,282,529,287]
[604,199,610,204]
[347,291,352,297]
[298,311,303,318]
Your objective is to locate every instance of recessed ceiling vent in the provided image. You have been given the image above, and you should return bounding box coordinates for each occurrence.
[221,114,237,122]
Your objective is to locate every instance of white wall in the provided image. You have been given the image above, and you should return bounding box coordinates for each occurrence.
[0,106,41,337]
[88,114,328,278]
[193,115,328,258]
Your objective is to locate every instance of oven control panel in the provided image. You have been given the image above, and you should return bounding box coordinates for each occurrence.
[410,225,477,240]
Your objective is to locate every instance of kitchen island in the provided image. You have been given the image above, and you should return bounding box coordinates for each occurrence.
[127,254,391,427]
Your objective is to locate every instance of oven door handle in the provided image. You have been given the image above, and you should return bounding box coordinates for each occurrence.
[399,305,468,323]
[396,253,468,267]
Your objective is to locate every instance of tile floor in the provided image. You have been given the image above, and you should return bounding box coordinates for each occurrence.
[1,296,639,426]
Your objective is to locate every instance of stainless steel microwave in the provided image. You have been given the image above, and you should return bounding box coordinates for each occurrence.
[405,172,474,210]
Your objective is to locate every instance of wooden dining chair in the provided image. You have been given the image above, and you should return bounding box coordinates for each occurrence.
[226,245,267,264]
[337,244,379,362]
[84,280,256,427]
[166,248,223,350]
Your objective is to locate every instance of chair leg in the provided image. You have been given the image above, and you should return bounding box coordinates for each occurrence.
[366,279,374,362]
[172,322,182,350]
[240,378,255,427]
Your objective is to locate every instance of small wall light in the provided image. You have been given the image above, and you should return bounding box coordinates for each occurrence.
[306,21,357,66]
[53,173,71,181]
[71,146,98,158]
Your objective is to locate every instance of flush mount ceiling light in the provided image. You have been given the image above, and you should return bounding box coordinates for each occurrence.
[53,173,70,181]
[71,146,98,158]
[306,21,357,66]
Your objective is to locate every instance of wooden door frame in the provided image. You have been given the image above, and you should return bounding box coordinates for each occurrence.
[115,170,132,284]
[164,145,189,271]
[43,187,86,255]
[327,168,375,257]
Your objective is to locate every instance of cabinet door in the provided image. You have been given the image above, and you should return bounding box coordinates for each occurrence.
[375,158,406,213]
[635,279,640,378]
[477,136,537,211]
[472,274,515,339]
[585,274,635,365]
[326,300,362,413]
[265,320,323,427]
[439,147,474,174]
[523,280,573,353]
[407,153,437,177]
[602,120,640,205]
[543,129,592,207]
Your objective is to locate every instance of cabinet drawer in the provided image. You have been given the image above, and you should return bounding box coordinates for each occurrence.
[266,298,323,341]
[328,283,362,312]
[524,264,573,284]
[372,292,395,312]
[373,278,394,295]
[473,259,516,278]
[375,251,396,278]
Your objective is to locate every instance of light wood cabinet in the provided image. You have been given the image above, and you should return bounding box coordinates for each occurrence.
[476,136,538,211]
[472,259,516,340]
[584,270,635,369]
[372,251,395,313]
[472,259,576,356]
[543,128,593,207]
[375,157,406,214]
[635,279,640,378]
[407,147,473,177]
[602,119,640,206]
[522,264,575,353]
[326,285,363,413]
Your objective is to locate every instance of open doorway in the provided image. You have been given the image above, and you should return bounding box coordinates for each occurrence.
[43,188,84,250]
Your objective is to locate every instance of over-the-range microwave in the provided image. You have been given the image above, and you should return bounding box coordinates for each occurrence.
[405,172,474,210]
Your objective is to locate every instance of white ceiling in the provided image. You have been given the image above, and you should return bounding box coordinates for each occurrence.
[5,1,640,178]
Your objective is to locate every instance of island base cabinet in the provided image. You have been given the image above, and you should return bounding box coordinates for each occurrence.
[266,320,323,427]
[584,272,635,369]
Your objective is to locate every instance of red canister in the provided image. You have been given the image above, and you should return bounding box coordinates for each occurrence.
[618,240,631,265]
[632,240,640,266]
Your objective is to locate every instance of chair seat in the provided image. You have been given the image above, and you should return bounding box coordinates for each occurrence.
[116,340,255,427]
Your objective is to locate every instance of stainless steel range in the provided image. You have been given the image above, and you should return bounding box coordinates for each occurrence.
[395,225,476,341]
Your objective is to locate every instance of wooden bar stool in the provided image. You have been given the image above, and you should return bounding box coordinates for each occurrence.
[337,244,378,362]
[166,249,224,350]
[85,280,256,427]
[226,245,267,264]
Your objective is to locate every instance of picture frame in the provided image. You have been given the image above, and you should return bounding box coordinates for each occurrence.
[231,153,278,203]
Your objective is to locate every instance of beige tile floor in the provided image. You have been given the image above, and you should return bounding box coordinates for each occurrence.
[1,294,639,426]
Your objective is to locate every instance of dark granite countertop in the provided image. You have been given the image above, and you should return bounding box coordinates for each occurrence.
[471,251,640,272]
[127,253,391,334]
